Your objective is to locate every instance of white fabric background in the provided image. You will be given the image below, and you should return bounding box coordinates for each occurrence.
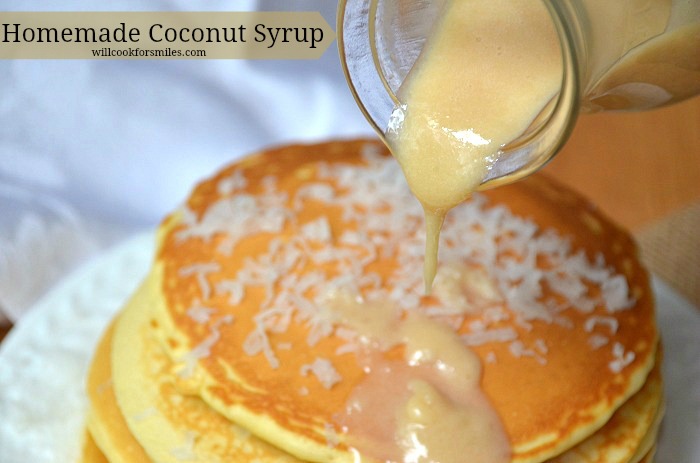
[0,1,374,321]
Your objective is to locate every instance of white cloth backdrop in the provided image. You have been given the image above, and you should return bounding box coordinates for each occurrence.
[0,1,374,322]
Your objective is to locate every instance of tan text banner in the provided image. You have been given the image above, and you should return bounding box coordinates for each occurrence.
[0,12,335,59]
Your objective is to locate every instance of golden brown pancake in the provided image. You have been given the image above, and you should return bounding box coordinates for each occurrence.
[85,319,150,463]
[79,431,109,463]
[141,139,659,463]
[546,352,663,462]
[635,446,656,463]
[87,309,302,463]
[87,282,303,463]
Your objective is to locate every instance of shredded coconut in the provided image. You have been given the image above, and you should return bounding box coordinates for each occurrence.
[584,315,619,335]
[609,342,635,373]
[294,183,335,210]
[186,304,216,324]
[178,315,234,378]
[461,328,518,346]
[179,263,220,301]
[217,170,248,195]
[300,357,342,389]
[588,334,609,349]
[602,276,635,312]
[509,340,547,365]
[533,339,548,355]
[216,279,245,306]
[301,216,333,243]
[242,318,280,369]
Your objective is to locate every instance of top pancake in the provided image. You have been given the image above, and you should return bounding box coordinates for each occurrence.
[150,139,657,462]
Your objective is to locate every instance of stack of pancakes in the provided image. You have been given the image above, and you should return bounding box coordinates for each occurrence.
[82,140,663,463]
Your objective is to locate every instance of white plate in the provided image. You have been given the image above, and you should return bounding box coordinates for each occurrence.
[0,232,698,463]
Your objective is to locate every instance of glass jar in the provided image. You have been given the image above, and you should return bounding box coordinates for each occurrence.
[338,0,700,189]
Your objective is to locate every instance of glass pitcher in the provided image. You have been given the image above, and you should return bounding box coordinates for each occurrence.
[338,0,700,189]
